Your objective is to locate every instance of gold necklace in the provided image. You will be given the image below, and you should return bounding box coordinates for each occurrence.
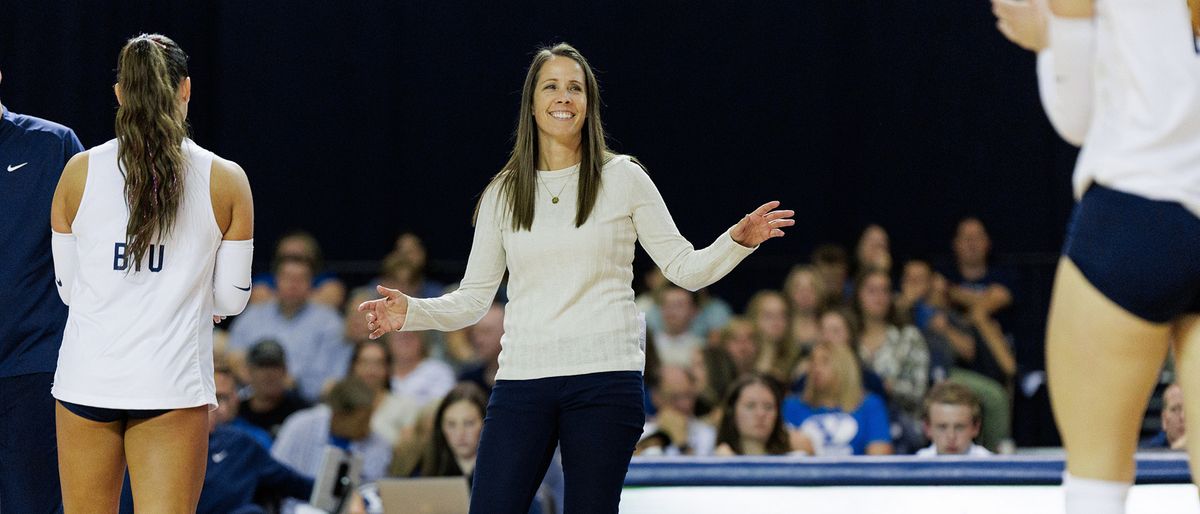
[537,174,571,204]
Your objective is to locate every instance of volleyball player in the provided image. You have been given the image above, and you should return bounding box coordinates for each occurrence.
[49,34,254,513]
[996,1,1200,512]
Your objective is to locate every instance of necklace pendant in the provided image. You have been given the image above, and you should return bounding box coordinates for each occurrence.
[552,197,560,204]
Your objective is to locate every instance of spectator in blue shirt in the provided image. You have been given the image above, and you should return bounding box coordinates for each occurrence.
[0,69,85,513]
[784,340,893,456]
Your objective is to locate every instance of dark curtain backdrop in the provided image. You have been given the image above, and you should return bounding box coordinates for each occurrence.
[1,0,1076,442]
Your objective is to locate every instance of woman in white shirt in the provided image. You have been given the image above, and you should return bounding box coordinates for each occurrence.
[359,43,792,514]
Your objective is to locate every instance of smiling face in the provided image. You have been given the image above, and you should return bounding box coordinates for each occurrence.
[532,55,588,149]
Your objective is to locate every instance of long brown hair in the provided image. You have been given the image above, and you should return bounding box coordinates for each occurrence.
[115,34,189,271]
[421,383,489,477]
[476,43,610,231]
[715,373,791,455]
[802,340,865,413]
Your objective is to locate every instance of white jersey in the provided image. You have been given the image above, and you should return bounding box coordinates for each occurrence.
[53,138,222,409]
[1074,0,1200,216]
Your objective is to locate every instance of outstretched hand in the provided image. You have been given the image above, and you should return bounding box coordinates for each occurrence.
[731,201,795,248]
[357,285,410,339]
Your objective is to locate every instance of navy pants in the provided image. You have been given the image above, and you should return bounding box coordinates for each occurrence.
[0,372,63,514]
[469,371,645,514]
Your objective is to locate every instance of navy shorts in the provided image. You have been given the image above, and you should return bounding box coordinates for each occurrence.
[1063,184,1200,323]
[58,400,171,424]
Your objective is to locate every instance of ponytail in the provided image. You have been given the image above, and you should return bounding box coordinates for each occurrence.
[114,33,189,271]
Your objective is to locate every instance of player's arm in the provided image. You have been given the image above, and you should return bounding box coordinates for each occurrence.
[1049,0,1092,18]
[210,157,254,316]
[50,152,89,305]
[1038,0,1096,145]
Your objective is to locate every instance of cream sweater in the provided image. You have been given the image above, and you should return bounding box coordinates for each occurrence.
[402,155,756,380]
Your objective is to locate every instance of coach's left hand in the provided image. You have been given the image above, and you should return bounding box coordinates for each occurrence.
[731,200,794,247]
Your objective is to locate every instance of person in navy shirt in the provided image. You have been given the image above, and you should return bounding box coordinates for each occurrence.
[0,69,86,514]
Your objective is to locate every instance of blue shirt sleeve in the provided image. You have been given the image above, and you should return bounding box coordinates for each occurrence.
[857,393,892,446]
[781,396,812,428]
[63,129,84,160]
[247,434,315,500]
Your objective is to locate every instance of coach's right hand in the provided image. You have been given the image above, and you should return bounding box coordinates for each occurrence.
[358,285,409,339]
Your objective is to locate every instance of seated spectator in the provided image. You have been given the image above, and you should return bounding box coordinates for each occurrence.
[714,373,792,456]
[638,366,717,456]
[1143,383,1187,450]
[387,330,456,407]
[415,383,487,479]
[854,268,930,453]
[272,378,393,512]
[250,230,346,308]
[238,340,311,439]
[943,217,1018,384]
[917,382,992,456]
[782,265,825,352]
[811,243,851,306]
[348,340,422,447]
[783,341,892,456]
[119,376,313,514]
[748,290,797,382]
[458,302,505,395]
[653,286,706,368]
[215,366,272,449]
[230,255,349,402]
[790,307,887,400]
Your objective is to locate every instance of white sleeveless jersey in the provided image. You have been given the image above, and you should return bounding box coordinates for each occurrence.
[1074,0,1200,216]
[53,138,222,409]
